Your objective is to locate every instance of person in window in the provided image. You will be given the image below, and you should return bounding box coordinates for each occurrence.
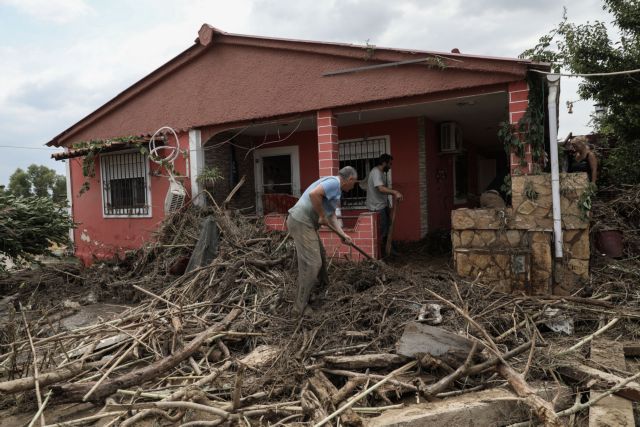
[287,166,358,317]
[365,154,403,255]
[568,136,598,184]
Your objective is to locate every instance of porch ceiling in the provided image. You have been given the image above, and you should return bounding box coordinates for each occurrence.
[236,92,508,151]
[337,91,508,150]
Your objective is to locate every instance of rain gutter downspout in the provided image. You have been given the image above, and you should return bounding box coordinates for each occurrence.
[546,74,563,259]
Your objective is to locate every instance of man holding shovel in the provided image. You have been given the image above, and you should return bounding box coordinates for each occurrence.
[287,166,358,316]
[366,154,403,257]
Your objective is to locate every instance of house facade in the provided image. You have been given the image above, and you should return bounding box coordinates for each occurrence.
[49,25,548,265]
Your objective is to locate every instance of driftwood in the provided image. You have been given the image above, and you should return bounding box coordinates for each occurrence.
[50,308,241,403]
[423,285,562,427]
[496,364,563,427]
[557,364,640,402]
[397,321,474,360]
[308,371,362,427]
[0,359,104,394]
[323,354,408,370]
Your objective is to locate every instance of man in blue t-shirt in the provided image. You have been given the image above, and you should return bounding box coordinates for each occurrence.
[287,166,358,316]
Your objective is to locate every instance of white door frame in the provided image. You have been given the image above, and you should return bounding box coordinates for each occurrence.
[254,146,301,214]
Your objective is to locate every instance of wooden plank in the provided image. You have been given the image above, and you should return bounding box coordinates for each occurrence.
[323,354,408,370]
[589,340,635,427]
[558,363,640,402]
[396,322,474,360]
[368,384,572,427]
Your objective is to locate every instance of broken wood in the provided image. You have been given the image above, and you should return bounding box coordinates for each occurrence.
[323,353,408,370]
[308,371,362,426]
[588,339,634,427]
[422,341,478,397]
[558,363,640,402]
[50,308,241,403]
[314,361,417,427]
[396,322,475,360]
[496,363,563,427]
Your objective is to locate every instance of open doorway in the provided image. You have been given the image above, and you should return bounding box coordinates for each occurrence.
[254,146,300,214]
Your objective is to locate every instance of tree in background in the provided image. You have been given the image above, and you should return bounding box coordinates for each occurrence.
[0,192,74,270]
[522,0,640,184]
[7,164,67,204]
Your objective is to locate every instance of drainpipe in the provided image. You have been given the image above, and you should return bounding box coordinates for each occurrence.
[546,74,563,259]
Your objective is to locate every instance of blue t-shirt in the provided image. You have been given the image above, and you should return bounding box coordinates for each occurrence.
[288,176,341,227]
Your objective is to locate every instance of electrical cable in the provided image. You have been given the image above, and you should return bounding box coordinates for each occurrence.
[530,68,640,77]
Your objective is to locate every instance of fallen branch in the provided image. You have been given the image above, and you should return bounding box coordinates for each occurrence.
[556,317,620,356]
[313,361,417,427]
[50,309,241,403]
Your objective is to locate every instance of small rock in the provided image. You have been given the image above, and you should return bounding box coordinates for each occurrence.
[63,299,81,309]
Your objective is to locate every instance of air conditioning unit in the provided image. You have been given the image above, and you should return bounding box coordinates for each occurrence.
[440,122,462,153]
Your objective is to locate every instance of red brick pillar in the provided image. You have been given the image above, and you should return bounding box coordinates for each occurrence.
[317,109,339,177]
[508,81,532,175]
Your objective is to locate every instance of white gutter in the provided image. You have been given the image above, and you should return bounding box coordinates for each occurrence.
[546,75,562,259]
[188,129,204,206]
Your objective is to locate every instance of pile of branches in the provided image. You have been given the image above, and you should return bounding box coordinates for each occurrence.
[590,184,640,310]
[1,191,640,425]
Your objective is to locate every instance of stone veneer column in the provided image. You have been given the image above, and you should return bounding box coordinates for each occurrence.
[508,81,533,175]
[317,109,339,177]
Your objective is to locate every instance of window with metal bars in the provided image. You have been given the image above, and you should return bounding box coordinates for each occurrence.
[339,136,390,208]
[100,151,150,216]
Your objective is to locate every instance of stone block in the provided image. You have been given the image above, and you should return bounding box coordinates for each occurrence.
[568,258,589,279]
[532,243,552,277]
[511,213,553,231]
[562,214,589,230]
[460,230,473,246]
[451,208,507,230]
[451,231,461,248]
[451,209,475,230]
[471,232,486,248]
[505,230,522,247]
[454,253,472,276]
[479,230,497,246]
[564,229,590,259]
[531,231,551,244]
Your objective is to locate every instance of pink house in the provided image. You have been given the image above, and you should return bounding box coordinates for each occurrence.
[48,25,549,264]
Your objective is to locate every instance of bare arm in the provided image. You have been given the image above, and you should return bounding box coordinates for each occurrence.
[376,185,404,201]
[328,214,353,245]
[309,184,328,224]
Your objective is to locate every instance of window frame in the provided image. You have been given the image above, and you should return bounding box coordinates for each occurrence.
[99,149,153,218]
[338,135,391,209]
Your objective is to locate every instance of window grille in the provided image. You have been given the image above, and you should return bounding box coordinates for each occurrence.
[100,152,150,216]
[339,136,390,208]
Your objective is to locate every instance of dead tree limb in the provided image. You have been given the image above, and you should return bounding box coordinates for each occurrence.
[51,308,241,403]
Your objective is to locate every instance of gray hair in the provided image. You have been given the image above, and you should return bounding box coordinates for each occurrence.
[339,166,357,180]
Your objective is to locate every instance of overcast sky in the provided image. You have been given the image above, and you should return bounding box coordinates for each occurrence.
[0,0,613,185]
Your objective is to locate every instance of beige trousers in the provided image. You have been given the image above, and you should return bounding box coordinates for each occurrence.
[286,216,327,313]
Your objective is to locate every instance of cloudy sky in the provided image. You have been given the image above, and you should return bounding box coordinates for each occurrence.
[0,0,613,185]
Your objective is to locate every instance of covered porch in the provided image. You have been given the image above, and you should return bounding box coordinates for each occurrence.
[190,81,530,260]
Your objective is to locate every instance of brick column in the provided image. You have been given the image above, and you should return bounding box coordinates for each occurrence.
[317,109,339,177]
[508,81,533,175]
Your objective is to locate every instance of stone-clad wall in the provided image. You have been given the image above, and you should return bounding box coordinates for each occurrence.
[452,173,590,295]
